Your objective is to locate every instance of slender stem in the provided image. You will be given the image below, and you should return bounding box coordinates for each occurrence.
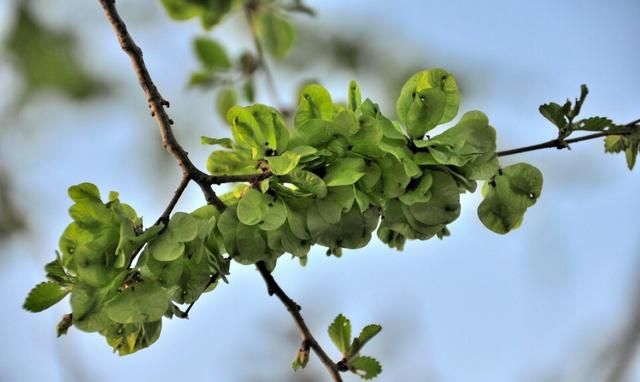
[157,175,191,224]
[97,0,225,212]
[256,262,343,382]
[127,175,192,267]
[497,120,638,157]
[184,273,220,318]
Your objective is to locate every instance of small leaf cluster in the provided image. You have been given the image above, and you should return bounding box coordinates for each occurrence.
[205,68,543,264]
[25,68,543,360]
[325,314,382,380]
[169,0,304,120]
[23,184,227,355]
[5,4,105,101]
[539,85,640,169]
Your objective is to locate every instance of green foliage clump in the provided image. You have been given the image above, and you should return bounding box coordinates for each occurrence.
[23,184,226,355]
[25,68,544,359]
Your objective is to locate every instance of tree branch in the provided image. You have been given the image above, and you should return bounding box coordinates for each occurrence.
[256,261,344,382]
[497,119,639,157]
[157,174,191,224]
[97,0,225,212]
[98,3,340,381]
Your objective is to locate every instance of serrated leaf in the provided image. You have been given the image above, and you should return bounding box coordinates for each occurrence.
[23,282,70,312]
[44,253,73,285]
[351,325,382,356]
[328,314,352,355]
[575,116,612,131]
[604,135,626,153]
[350,356,382,380]
[539,102,567,129]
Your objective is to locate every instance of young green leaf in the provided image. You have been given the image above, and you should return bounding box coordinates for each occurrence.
[350,355,382,380]
[348,80,362,112]
[295,84,334,127]
[68,182,101,203]
[257,13,296,59]
[104,280,169,324]
[237,189,268,226]
[193,37,231,70]
[328,314,352,355]
[350,324,382,356]
[478,163,543,234]
[23,282,70,312]
[216,87,237,120]
[539,102,567,129]
[267,151,301,175]
[323,158,366,187]
[201,136,234,149]
[396,69,460,138]
[574,116,612,131]
[291,346,310,371]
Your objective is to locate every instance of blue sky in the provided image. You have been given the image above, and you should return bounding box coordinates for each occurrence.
[1,1,639,381]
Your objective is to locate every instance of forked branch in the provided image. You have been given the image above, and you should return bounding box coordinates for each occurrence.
[97,1,341,379]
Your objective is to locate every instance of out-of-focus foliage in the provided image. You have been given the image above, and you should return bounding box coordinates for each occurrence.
[0,172,26,241]
[3,4,106,102]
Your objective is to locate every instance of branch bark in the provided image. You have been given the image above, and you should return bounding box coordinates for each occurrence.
[97,0,226,212]
[256,262,344,382]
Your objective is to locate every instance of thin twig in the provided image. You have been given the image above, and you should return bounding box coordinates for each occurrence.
[256,262,344,382]
[157,174,191,224]
[97,0,225,212]
[184,273,220,318]
[127,175,192,267]
[497,120,638,157]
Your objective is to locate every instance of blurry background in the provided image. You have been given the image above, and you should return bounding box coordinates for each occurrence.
[1,0,639,381]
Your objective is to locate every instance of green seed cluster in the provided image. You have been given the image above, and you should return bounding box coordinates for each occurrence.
[24,69,543,355]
